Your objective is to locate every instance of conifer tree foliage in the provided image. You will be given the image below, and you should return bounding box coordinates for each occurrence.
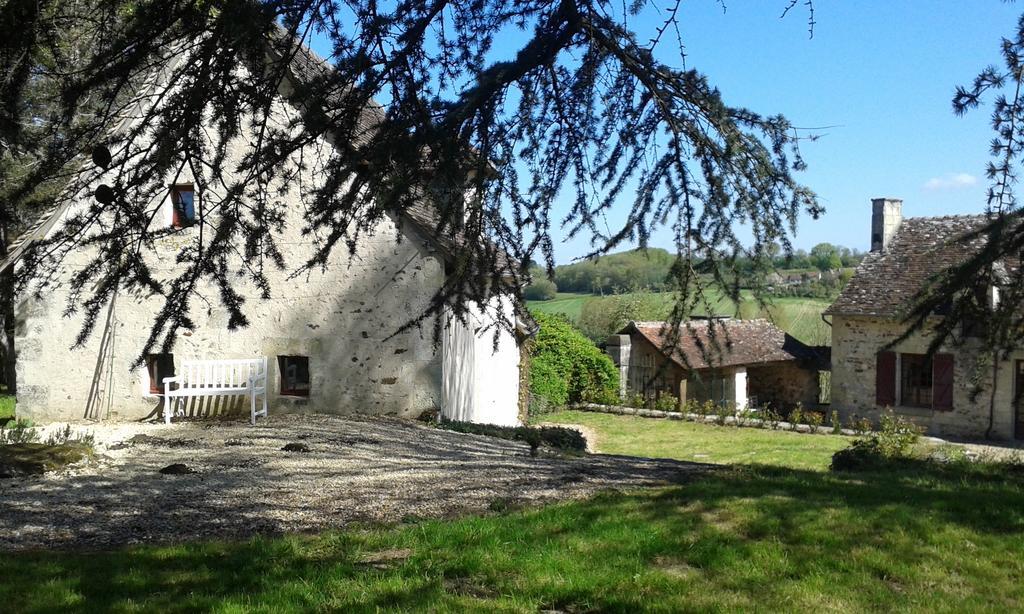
[0,0,821,359]
[900,11,1024,347]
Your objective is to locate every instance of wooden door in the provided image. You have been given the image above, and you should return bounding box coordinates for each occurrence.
[1015,361,1024,439]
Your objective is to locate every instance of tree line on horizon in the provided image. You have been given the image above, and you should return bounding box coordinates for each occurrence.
[525,243,864,300]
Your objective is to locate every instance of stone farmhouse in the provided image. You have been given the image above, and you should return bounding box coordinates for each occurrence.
[826,198,1019,440]
[606,319,826,410]
[3,37,531,427]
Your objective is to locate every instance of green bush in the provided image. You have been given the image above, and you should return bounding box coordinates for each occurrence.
[437,420,587,455]
[804,411,824,430]
[528,359,568,408]
[874,410,921,457]
[0,419,38,445]
[528,312,618,408]
[831,410,922,472]
[831,409,842,435]
[523,276,558,301]
[654,393,680,413]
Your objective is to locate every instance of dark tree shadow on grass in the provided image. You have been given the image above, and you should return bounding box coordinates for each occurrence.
[3,457,1024,612]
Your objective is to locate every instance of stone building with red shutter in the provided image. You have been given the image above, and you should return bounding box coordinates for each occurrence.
[826,198,1018,440]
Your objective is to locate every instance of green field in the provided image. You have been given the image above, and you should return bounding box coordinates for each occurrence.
[5,416,1024,611]
[528,290,833,345]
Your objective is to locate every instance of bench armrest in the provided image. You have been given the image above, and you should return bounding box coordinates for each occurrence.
[162,375,182,385]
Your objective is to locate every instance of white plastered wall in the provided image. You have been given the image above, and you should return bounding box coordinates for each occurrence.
[441,295,522,426]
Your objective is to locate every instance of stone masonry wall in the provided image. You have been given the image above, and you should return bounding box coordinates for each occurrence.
[831,315,1017,440]
[747,362,819,411]
[15,74,446,423]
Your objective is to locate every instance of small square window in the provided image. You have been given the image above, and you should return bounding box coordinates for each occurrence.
[171,184,196,228]
[146,353,175,394]
[278,355,310,396]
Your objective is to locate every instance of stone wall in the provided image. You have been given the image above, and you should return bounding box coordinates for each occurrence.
[14,73,450,423]
[747,362,820,411]
[830,314,1016,439]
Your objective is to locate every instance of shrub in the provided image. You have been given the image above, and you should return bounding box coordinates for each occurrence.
[735,406,757,427]
[576,288,666,344]
[804,411,824,430]
[0,419,38,445]
[761,406,782,430]
[44,424,95,447]
[830,409,842,435]
[874,410,921,457]
[581,388,620,406]
[830,410,922,472]
[627,392,648,409]
[654,393,680,413]
[523,276,558,301]
[847,414,872,436]
[830,438,886,471]
[437,420,587,454]
[528,312,618,407]
[788,404,803,431]
[528,360,567,411]
[713,403,733,426]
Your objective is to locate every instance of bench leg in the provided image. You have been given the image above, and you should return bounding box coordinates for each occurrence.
[250,389,257,425]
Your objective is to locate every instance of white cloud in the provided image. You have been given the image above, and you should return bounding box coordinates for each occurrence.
[923,173,978,191]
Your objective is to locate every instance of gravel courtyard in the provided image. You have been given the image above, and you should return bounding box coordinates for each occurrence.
[0,414,706,551]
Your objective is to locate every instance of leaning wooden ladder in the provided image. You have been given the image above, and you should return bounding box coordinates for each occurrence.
[162,357,269,425]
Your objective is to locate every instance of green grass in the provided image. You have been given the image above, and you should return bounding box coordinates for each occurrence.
[4,460,1024,611]
[0,394,14,421]
[524,292,593,320]
[527,291,833,345]
[543,410,849,471]
[4,414,1023,611]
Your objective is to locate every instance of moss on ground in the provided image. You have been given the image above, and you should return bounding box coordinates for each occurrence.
[0,443,93,477]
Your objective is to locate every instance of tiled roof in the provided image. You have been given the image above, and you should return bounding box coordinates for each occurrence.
[825,215,995,317]
[620,319,823,371]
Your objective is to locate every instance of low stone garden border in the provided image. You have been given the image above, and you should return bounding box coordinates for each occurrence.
[573,402,862,437]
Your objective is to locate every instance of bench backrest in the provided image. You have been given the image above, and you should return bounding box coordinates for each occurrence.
[179,358,267,389]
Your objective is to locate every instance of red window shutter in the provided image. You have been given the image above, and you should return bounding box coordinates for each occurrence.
[933,353,955,411]
[876,351,896,406]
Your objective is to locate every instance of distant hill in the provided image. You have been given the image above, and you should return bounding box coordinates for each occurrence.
[531,244,864,297]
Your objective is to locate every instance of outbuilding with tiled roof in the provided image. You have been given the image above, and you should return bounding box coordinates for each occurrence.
[605,318,826,411]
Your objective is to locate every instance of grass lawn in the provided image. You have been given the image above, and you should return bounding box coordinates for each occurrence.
[543,409,850,471]
[0,394,14,421]
[527,290,833,344]
[3,415,1024,611]
[4,459,1024,611]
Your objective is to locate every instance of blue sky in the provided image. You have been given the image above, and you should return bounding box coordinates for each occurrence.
[309,2,1021,264]
[553,0,1021,263]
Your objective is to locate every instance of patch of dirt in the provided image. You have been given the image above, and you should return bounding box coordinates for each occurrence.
[0,414,705,551]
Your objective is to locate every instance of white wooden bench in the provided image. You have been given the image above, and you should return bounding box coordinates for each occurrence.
[162,358,268,425]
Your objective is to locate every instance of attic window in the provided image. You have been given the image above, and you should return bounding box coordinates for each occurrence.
[171,184,196,228]
[146,353,175,395]
[278,355,310,397]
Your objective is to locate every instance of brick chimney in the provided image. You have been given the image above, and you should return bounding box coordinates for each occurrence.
[870,198,903,252]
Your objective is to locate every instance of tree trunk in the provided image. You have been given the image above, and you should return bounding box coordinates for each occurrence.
[0,225,15,393]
